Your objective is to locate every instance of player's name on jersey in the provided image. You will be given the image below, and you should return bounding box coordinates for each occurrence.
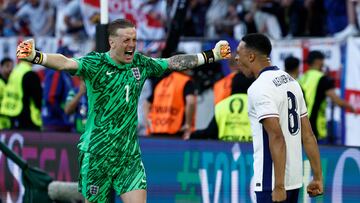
[272,74,295,87]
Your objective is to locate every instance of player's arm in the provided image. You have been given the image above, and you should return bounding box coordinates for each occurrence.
[167,40,231,71]
[64,92,81,115]
[326,89,356,112]
[16,39,78,72]
[182,93,196,140]
[143,100,153,134]
[261,117,287,202]
[301,115,323,197]
[64,82,86,115]
[184,94,196,128]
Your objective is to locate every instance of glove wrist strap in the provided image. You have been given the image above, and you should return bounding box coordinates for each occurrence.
[197,50,215,66]
[31,51,46,65]
[202,50,215,63]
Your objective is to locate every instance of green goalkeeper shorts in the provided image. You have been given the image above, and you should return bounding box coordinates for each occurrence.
[78,151,147,202]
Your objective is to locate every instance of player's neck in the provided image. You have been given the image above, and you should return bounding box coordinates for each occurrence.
[310,66,322,71]
[289,72,298,79]
[254,61,272,78]
[109,51,125,65]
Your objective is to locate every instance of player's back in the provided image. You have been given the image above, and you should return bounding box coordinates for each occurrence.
[248,66,307,192]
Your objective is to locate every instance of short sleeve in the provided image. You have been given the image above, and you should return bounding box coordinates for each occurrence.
[140,55,169,77]
[72,52,102,79]
[299,89,308,118]
[249,87,279,122]
[318,76,335,92]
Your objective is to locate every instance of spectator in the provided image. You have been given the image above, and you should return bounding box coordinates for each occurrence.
[62,0,86,38]
[0,13,15,36]
[64,78,87,134]
[0,0,24,36]
[183,0,210,37]
[0,57,13,82]
[137,0,167,40]
[334,0,360,40]
[284,56,300,79]
[145,68,196,139]
[51,0,73,37]
[0,61,42,130]
[42,46,74,132]
[215,3,247,40]
[205,0,229,38]
[249,0,283,39]
[324,0,347,36]
[189,72,254,142]
[304,0,326,36]
[0,57,14,129]
[284,0,308,37]
[15,0,55,36]
[299,51,355,142]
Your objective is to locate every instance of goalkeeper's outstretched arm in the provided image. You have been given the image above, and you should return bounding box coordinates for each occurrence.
[167,40,231,71]
[16,39,78,72]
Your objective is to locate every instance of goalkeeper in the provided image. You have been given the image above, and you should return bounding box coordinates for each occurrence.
[16,19,231,203]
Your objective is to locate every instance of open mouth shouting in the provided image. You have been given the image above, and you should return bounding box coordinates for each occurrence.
[123,50,135,62]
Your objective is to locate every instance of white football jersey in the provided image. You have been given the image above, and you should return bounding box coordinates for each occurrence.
[247,66,308,192]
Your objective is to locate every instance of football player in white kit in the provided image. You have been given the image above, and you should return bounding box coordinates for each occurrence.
[234,33,323,202]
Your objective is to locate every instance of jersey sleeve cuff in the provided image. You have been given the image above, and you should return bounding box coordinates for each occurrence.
[258,113,280,122]
[300,112,308,117]
[71,58,83,76]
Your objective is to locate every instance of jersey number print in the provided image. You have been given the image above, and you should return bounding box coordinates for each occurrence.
[125,85,130,103]
[287,91,300,135]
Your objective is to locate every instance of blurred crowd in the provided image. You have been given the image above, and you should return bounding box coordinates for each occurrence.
[0,0,358,145]
[1,48,354,145]
[0,0,359,41]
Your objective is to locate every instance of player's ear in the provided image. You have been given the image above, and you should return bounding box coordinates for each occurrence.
[249,52,255,63]
[109,37,115,49]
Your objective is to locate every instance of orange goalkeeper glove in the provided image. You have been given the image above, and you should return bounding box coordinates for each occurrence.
[198,40,231,64]
[16,39,46,64]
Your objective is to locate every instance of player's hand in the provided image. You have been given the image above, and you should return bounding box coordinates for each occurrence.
[17,39,46,65]
[182,130,191,140]
[213,40,231,61]
[17,39,36,62]
[181,124,191,140]
[272,186,286,202]
[307,179,323,197]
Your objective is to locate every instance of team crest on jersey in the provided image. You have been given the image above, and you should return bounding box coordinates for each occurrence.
[90,185,99,195]
[132,67,141,80]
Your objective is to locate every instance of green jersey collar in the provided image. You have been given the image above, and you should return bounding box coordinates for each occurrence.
[105,52,132,70]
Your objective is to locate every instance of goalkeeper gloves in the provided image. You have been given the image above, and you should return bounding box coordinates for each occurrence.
[198,40,231,65]
[16,39,46,65]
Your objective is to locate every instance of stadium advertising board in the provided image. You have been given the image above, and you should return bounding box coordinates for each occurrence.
[0,131,79,203]
[1,131,359,203]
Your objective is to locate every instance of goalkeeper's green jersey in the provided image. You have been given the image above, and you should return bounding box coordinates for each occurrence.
[73,51,168,157]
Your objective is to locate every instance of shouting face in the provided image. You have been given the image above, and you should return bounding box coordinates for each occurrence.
[235,41,255,78]
[109,27,137,64]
